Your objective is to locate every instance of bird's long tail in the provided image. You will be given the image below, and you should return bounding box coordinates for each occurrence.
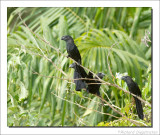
[134,97,144,120]
[75,80,86,91]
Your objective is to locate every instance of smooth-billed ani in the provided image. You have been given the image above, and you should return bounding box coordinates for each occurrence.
[61,35,81,64]
[86,72,105,97]
[121,76,144,120]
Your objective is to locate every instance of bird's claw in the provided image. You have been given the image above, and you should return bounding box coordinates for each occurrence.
[66,55,69,58]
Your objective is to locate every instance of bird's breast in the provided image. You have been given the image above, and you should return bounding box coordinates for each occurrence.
[66,44,74,52]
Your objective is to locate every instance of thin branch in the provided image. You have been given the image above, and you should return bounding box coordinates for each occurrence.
[73,111,88,126]
[32,51,68,77]
[107,42,119,83]
[101,87,121,110]
[16,39,68,77]
[95,95,147,126]
[71,92,103,106]
[32,70,73,82]
[51,92,119,119]
[141,30,151,47]
[32,70,104,82]
[72,91,121,110]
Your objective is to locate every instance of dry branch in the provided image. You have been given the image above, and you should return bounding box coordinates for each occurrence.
[95,95,147,126]
[51,92,119,119]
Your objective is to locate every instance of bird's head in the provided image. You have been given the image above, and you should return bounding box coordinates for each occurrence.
[121,76,131,81]
[97,73,105,79]
[69,63,76,69]
[121,76,134,84]
[61,35,73,42]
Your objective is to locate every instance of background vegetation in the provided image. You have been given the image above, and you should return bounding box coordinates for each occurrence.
[7,7,151,126]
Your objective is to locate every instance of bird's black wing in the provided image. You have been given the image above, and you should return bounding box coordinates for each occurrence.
[86,72,104,105]
[67,43,81,64]
[133,82,142,96]
[86,71,101,95]
[76,65,87,79]
[86,71,93,83]
[73,66,86,91]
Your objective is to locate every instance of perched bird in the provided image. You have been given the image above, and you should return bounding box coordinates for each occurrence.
[121,76,144,120]
[86,72,105,97]
[69,63,86,91]
[61,35,81,64]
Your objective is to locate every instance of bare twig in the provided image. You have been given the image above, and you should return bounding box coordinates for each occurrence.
[73,91,121,110]
[100,87,121,110]
[71,92,103,106]
[32,70,105,82]
[73,111,88,126]
[107,42,119,83]
[95,95,147,126]
[141,30,151,47]
[51,92,119,119]
[31,51,68,77]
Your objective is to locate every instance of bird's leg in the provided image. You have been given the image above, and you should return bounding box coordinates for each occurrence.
[86,88,89,93]
[67,54,70,58]
[77,59,81,65]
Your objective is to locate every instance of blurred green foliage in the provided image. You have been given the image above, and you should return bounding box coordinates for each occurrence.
[7,7,151,126]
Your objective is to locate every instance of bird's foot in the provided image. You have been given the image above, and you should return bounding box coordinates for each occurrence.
[86,89,89,93]
[66,56,69,58]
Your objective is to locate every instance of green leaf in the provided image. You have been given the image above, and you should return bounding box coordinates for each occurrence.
[82,97,97,117]
[19,81,28,102]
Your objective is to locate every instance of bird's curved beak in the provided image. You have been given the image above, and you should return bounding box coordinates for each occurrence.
[121,76,125,80]
[69,64,73,68]
[61,36,65,40]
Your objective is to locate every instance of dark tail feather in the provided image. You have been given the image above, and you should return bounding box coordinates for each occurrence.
[134,97,144,120]
[75,80,86,91]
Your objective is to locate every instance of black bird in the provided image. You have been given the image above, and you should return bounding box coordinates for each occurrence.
[121,76,144,120]
[61,35,81,64]
[86,72,105,97]
[75,63,87,78]
[69,63,86,91]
